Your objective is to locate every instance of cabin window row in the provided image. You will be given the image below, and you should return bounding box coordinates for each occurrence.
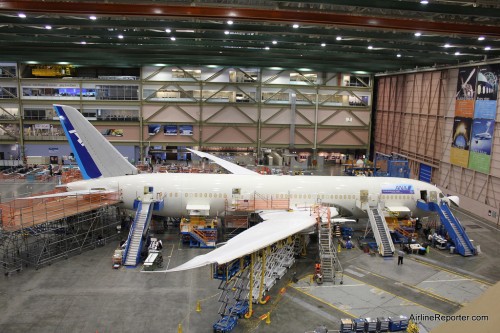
[164,193,413,200]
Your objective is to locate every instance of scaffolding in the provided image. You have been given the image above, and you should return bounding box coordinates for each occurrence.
[315,205,343,284]
[0,191,121,274]
[223,191,290,240]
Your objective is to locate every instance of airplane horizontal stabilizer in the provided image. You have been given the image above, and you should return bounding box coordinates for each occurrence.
[166,209,316,272]
[187,148,259,175]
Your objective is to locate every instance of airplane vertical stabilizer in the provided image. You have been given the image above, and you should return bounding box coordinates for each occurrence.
[54,104,137,179]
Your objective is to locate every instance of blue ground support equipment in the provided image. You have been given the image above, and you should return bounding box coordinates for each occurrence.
[417,200,475,256]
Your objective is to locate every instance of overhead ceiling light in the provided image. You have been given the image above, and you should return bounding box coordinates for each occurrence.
[118,34,124,39]
[321,43,326,47]
[176,29,195,33]
[265,46,270,50]
[89,15,97,20]
[444,43,451,48]
[478,36,485,41]
[420,0,429,4]
[272,40,277,45]
[454,51,461,55]
[81,41,86,44]
[227,20,233,25]
[292,24,299,29]
[397,53,402,58]
[414,32,422,37]
[485,46,491,51]
[45,25,52,30]
[224,31,230,35]
[165,28,171,33]
[336,36,342,41]
[170,36,176,41]
[18,13,26,18]
[58,62,69,65]
[367,45,373,49]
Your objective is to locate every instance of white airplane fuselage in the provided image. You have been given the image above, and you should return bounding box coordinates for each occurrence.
[66,173,445,218]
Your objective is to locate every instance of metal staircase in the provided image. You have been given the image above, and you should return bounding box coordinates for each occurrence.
[367,205,395,257]
[317,206,343,283]
[417,201,475,257]
[123,201,153,266]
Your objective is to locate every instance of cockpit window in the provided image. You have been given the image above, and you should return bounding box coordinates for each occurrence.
[439,193,444,198]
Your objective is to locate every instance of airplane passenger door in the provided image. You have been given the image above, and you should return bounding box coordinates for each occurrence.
[360,190,368,204]
[368,193,379,207]
[429,191,437,203]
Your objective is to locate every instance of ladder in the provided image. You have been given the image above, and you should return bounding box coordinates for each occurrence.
[317,206,343,283]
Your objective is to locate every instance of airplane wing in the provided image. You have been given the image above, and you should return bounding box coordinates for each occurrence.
[166,209,320,272]
[187,148,259,175]
[20,189,115,200]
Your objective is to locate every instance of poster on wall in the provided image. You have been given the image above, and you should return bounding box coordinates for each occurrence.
[179,125,193,136]
[148,124,161,135]
[450,117,472,167]
[468,119,495,173]
[164,125,178,136]
[102,129,124,136]
[474,64,500,119]
[455,67,477,118]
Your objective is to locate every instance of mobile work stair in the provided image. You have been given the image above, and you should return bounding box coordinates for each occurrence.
[189,228,217,248]
[417,200,475,256]
[123,189,165,267]
[367,204,395,257]
[317,206,343,283]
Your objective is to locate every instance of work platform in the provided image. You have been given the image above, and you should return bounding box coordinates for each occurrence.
[0,190,121,232]
[0,189,122,273]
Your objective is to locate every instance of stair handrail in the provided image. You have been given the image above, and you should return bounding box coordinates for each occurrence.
[132,202,154,265]
[440,202,475,254]
[122,200,142,263]
[192,228,208,243]
[379,204,396,255]
[367,207,385,255]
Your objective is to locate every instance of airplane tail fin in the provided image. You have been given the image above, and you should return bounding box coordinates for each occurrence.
[54,104,137,179]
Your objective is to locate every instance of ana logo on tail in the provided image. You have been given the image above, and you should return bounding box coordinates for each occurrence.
[69,129,85,147]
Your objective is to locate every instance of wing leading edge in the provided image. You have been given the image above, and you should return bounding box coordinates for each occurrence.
[20,189,116,200]
[166,209,316,272]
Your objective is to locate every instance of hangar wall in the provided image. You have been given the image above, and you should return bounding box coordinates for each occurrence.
[0,63,373,162]
[375,63,500,225]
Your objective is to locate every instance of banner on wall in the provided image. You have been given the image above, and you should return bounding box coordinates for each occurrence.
[474,64,500,119]
[450,117,472,167]
[468,119,495,173]
[164,125,178,136]
[455,67,477,118]
[148,124,161,135]
[179,125,193,136]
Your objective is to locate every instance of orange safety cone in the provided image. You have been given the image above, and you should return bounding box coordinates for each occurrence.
[177,323,183,333]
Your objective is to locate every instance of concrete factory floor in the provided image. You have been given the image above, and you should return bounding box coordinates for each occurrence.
[1,172,499,333]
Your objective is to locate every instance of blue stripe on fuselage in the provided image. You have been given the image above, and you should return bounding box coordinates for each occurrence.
[54,105,102,179]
